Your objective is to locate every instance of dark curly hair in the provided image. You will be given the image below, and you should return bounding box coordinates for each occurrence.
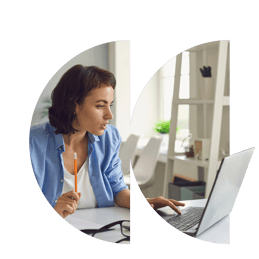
[48,65,116,135]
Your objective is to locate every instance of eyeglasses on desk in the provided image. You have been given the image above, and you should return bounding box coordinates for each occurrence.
[91,220,130,244]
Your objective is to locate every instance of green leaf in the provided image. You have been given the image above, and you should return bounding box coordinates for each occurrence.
[153,120,181,134]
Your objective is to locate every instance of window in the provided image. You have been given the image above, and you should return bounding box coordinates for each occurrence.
[159,52,191,153]
[160,57,176,121]
[179,51,190,99]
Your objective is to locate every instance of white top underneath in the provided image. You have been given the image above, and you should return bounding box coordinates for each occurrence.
[62,159,97,209]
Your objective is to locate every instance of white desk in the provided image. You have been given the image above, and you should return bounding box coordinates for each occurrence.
[68,207,130,243]
[157,199,230,244]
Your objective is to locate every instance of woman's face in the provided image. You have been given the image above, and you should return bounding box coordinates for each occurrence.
[72,84,114,136]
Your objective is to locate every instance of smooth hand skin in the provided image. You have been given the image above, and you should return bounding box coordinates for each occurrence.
[54,191,81,218]
[114,189,130,208]
[147,196,185,214]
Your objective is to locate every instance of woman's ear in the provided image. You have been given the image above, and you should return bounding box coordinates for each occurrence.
[75,103,80,115]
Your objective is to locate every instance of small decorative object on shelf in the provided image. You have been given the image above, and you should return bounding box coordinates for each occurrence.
[200,66,212,77]
[194,139,210,160]
[185,145,194,157]
[200,66,214,100]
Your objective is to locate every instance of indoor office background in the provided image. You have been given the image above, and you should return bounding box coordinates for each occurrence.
[126,41,230,201]
[30,41,130,143]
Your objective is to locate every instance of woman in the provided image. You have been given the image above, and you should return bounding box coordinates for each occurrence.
[30,65,184,218]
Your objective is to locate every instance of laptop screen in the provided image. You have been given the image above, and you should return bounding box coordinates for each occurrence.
[196,148,254,236]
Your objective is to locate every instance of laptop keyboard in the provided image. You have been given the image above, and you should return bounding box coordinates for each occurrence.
[167,207,204,231]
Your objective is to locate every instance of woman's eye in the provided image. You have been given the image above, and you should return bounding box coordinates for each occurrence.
[97,104,113,108]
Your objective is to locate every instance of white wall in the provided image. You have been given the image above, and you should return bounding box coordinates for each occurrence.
[30,44,109,126]
[109,41,130,141]
[130,71,160,138]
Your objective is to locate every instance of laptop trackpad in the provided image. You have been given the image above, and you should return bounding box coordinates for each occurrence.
[184,224,199,235]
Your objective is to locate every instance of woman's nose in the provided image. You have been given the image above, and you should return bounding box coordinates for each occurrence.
[105,107,113,120]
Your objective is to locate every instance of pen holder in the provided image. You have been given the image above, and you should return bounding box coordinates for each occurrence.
[201,77,214,100]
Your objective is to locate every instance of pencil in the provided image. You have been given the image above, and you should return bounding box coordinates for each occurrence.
[74,153,77,193]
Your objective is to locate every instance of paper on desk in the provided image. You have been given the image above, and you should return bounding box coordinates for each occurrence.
[65,215,104,231]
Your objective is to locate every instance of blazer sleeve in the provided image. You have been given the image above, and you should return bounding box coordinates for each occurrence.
[29,127,47,190]
[104,127,128,197]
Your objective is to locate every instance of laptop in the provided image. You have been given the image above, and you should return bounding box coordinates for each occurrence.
[161,147,255,237]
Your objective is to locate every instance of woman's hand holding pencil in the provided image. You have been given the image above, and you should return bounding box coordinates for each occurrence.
[54,191,81,218]
[54,153,81,218]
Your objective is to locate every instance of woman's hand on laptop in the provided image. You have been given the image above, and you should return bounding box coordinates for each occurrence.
[146,196,185,214]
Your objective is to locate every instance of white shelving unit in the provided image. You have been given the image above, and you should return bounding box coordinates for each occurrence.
[163,41,230,199]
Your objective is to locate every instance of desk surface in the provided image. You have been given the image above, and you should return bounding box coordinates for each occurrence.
[157,199,230,244]
[67,200,229,244]
[69,207,130,243]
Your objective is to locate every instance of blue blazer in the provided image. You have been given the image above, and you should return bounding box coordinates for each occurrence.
[29,122,128,208]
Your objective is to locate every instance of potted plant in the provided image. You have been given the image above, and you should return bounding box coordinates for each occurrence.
[153,120,180,134]
[153,120,180,147]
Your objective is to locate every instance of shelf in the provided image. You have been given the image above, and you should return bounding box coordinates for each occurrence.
[169,155,210,168]
[174,96,229,105]
[163,41,229,199]
[168,155,223,168]
[175,99,214,105]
